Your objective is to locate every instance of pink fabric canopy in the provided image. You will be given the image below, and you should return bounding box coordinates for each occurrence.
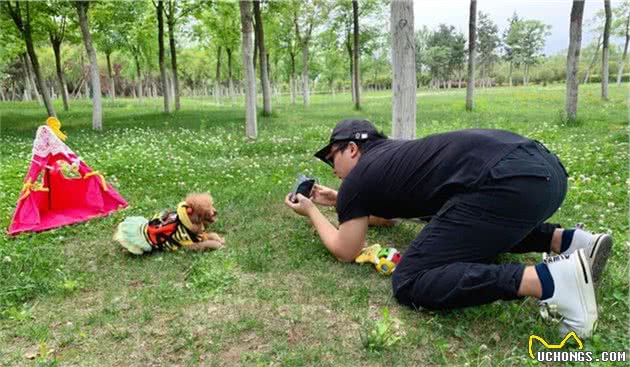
[8,126,128,235]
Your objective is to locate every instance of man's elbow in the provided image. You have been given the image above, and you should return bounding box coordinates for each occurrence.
[334,243,362,263]
[336,253,356,263]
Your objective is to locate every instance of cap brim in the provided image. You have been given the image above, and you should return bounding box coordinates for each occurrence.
[314,142,334,164]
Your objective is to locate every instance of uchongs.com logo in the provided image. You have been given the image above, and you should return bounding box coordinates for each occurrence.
[529,331,628,363]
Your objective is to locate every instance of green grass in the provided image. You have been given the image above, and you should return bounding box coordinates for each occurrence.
[0,84,628,366]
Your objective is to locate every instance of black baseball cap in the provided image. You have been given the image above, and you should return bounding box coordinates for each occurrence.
[314,119,382,165]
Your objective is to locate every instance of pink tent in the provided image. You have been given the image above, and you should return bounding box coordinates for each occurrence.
[8,125,128,235]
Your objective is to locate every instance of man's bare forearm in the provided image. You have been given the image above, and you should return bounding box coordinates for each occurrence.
[307,208,347,260]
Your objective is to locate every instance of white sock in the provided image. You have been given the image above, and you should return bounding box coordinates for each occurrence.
[563,228,593,253]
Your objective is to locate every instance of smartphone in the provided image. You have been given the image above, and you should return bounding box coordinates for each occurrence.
[291,174,316,203]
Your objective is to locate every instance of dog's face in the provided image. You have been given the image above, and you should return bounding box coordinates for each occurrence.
[185,193,218,226]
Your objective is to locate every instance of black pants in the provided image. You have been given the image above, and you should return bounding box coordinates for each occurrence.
[392,142,568,310]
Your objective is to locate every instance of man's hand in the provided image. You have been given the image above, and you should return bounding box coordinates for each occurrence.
[284,193,316,217]
[311,184,338,207]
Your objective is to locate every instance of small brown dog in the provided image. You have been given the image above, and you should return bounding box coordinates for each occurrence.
[113,192,225,255]
[183,193,225,251]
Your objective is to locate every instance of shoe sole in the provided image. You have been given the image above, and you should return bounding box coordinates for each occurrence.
[573,249,598,338]
[589,234,613,284]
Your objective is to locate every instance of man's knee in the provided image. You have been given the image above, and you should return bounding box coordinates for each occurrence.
[392,271,439,310]
[392,270,451,311]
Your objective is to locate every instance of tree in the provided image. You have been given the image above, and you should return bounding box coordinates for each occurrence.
[476,12,500,87]
[566,0,585,122]
[154,0,171,113]
[615,1,630,85]
[196,2,241,103]
[391,0,415,139]
[426,24,466,88]
[164,0,198,110]
[326,0,384,104]
[253,0,271,115]
[74,1,102,129]
[352,0,360,109]
[602,0,611,100]
[92,1,139,102]
[124,3,155,100]
[293,0,330,106]
[42,1,75,111]
[414,25,430,75]
[516,20,550,86]
[465,0,476,111]
[0,17,28,101]
[239,0,257,139]
[502,15,549,86]
[317,23,345,95]
[583,33,603,84]
[270,1,299,104]
[3,1,57,117]
[503,12,521,86]
[582,8,607,84]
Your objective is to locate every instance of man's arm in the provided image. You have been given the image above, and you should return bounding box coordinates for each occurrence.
[368,216,396,227]
[312,184,395,227]
[285,193,367,262]
[307,209,368,262]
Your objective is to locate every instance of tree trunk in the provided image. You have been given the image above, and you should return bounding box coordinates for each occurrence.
[134,52,143,99]
[253,0,271,115]
[10,3,55,114]
[51,39,69,111]
[352,0,361,109]
[168,70,175,104]
[215,46,222,103]
[167,10,180,111]
[227,48,235,104]
[21,54,32,101]
[617,14,630,85]
[75,1,101,129]
[391,0,416,139]
[465,0,476,111]
[27,53,42,105]
[301,44,310,106]
[106,52,115,100]
[239,0,257,138]
[565,0,585,122]
[524,64,529,86]
[289,51,296,104]
[583,33,602,84]
[508,61,513,87]
[267,52,272,85]
[346,37,354,104]
[601,0,611,100]
[156,0,171,113]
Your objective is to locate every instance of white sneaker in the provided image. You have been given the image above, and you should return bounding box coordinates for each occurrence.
[543,228,613,284]
[539,249,598,338]
[561,229,613,284]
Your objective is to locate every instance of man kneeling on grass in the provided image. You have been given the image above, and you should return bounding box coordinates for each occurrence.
[284,118,612,338]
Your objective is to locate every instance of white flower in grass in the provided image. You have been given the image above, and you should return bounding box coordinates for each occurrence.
[574,204,582,210]
[608,202,615,208]
[3,256,11,263]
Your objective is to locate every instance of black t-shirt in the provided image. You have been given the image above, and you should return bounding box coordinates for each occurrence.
[336,129,531,224]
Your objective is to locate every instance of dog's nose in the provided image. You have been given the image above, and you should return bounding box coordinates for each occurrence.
[213,210,218,216]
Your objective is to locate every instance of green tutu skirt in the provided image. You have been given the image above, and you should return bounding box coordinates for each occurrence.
[113,216,152,255]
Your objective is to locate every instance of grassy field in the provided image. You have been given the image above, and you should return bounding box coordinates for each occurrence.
[0,84,628,366]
